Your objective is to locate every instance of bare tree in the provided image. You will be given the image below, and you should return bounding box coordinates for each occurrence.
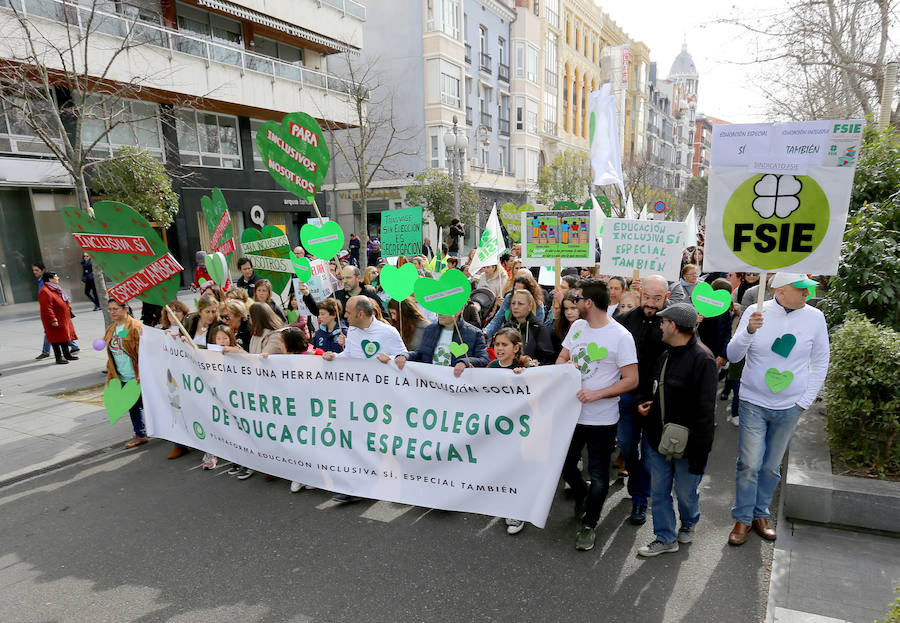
[324,53,418,270]
[0,0,192,320]
[722,0,899,124]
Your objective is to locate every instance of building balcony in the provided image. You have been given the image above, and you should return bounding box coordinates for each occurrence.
[480,111,492,130]
[465,43,472,64]
[480,52,492,73]
[498,63,509,83]
[498,118,510,136]
[2,0,362,125]
[543,120,557,136]
[544,70,558,88]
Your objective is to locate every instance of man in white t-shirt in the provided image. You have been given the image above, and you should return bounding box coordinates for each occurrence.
[322,295,406,501]
[556,278,639,552]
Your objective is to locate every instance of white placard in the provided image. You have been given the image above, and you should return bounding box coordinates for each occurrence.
[598,219,686,280]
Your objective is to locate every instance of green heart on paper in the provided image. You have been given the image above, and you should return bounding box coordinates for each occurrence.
[103,378,141,425]
[291,255,312,282]
[414,269,472,316]
[362,340,380,358]
[587,343,608,361]
[691,282,732,318]
[771,334,797,358]
[300,221,345,260]
[205,251,228,286]
[765,368,794,393]
[499,203,533,243]
[240,225,293,294]
[255,112,330,202]
[286,309,299,324]
[449,342,469,357]
[61,201,181,306]
[200,188,234,258]
[380,263,418,301]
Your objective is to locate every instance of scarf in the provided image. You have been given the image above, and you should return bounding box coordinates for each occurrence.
[45,281,71,303]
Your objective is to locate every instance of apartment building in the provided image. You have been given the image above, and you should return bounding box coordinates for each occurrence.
[0,0,363,303]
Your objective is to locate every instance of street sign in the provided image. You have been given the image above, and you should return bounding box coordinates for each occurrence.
[654,201,666,213]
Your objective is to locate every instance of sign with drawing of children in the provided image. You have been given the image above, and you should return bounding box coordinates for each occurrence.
[521,209,595,267]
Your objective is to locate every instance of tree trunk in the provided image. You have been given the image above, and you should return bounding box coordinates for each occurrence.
[359,185,368,272]
[75,172,112,325]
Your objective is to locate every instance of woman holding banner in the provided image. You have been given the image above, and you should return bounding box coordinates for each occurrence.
[499,290,555,365]
[104,298,146,449]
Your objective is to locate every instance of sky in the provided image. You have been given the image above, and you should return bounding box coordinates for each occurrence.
[599,0,785,124]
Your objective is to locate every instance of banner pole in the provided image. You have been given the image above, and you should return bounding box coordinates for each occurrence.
[165,304,197,349]
[308,196,346,335]
[757,272,768,310]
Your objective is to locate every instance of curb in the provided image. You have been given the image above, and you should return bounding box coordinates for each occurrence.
[0,441,130,489]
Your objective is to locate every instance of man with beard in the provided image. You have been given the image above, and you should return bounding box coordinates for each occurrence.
[613,274,671,526]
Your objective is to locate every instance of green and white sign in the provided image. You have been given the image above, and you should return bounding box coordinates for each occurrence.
[255,112,330,203]
[380,206,423,257]
[521,209,595,267]
[705,119,864,274]
[240,225,294,294]
[200,188,235,258]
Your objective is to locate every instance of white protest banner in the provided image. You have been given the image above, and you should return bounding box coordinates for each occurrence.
[683,206,698,250]
[140,328,582,527]
[704,119,864,273]
[598,219,686,280]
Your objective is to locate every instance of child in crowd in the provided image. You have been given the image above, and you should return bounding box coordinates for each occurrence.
[199,324,238,470]
[313,298,344,352]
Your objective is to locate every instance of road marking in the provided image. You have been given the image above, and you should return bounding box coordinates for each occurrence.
[412,508,433,524]
[315,499,341,510]
[360,501,413,523]
[477,516,501,536]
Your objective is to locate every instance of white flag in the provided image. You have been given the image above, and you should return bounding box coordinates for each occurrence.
[468,203,503,274]
[683,205,698,249]
[638,204,648,220]
[624,194,636,219]
[590,195,607,251]
[588,84,626,197]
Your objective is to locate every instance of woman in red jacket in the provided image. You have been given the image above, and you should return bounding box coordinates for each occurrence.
[38,271,78,364]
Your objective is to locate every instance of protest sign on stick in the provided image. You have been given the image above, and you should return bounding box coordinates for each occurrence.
[380,206,423,257]
[597,219,686,281]
[521,209,595,267]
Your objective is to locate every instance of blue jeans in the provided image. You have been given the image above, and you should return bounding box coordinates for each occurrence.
[561,423,617,528]
[732,400,802,524]
[42,335,78,356]
[129,396,146,438]
[617,392,650,506]
[643,437,702,544]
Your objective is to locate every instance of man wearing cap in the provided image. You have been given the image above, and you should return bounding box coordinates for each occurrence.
[635,303,717,556]
[726,273,829,546]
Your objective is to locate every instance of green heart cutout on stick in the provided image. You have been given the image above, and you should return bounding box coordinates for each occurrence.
[499,203,533,243]
[587,343,608,361]
[771,334,797,358]
[380,263,419,301]
[103,379,142,425]
[240,226,293,294]
[414,269,472,316]
[205,251,228,286]
[691,282,732,318]
[286,309,299,324]
[765,368,794,393]
[291,256,312,283]
[361,340,380,358]
[255,112,330,203]
[62,201,182,306]
[449,342,469,357]
[300,221,345,260]
[200,188,234,258]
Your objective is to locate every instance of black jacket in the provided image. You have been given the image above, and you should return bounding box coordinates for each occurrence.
[235,273,259,297]
[616,306,667,402]
[645,335,717,475]
[336,284,384,312]
[501,313,555,365]
[448,223,465,252]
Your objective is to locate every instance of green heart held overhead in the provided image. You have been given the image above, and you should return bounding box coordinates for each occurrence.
[255,112,330,202]
[379,263,419,301]
[205,251,229,286]
[291,255,312,283]
[413,269,472,316]
[200,188,235,258]
[300,221,345,260]
[103,379,142,425]
[691,282,732,318]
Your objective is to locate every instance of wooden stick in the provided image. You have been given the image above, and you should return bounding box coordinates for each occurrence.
[308,197,346,335]
[164,304,198,349]
[756,271,767,309]
[632,268,640,291]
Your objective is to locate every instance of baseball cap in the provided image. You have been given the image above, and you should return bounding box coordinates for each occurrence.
[769,273,818,289]
[656,303,699,329]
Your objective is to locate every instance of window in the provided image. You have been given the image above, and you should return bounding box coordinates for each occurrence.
[545,0,559,28]
[429,128,442,168]
[526,149,539,182]
[481,146,488,165]
[440,72,461,108]
[177,3,241,47]
[526,45,539,82]
[515,148,525,180]
[515,96,524,130]
[526,99,538,134]
[498,144,507,172]
[82,97,163,160]
[498,37,506,67]
[250,119,268,170]
[515,42,525,79]
[479,26,487,54]
[426,0,460,39]
[176,108,241,168]
[254,36,303,66]
[544,92,557,133]
[0,95,61,156]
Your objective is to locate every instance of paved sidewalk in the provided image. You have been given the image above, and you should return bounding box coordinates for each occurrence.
[0,295,191,485]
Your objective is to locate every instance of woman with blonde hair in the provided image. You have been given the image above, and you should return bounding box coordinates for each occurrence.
[225,286,252,314]
[220,299,251,349]
[363,265,379,287]
[252,278,287,322]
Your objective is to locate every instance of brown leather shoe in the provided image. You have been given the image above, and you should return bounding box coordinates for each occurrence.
[124,436,148,449]
[728,522,751,546]
[167,445,186,459]
[753,518,777,541]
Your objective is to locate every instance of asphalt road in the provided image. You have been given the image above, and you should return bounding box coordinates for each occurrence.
[0,398,774,623]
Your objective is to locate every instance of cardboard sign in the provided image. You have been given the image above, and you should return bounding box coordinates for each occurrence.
[307,259,334,301]
[704,119,864,273]
[521,209,595,267]
[598,219,686,280]
[62,201,182,305]
[499,202,533,243]
[240,226,294,294]
[255,112,330,202]
[200,188,235,258]
[380,206,423,257]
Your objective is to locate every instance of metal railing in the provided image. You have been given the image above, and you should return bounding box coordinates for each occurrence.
[5,0,362,99]
[498,118,509,136]
[480,111,492,129]
[320,0,366,20]
[543,120,557,135]
[479,52,492,73]
[498,63,509,82]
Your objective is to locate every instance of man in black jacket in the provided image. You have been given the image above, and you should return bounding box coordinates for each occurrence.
[336,265,384,312]
[636,303,717,557]
[448,218,464,257]
[613,274,670,525]
[234,257,259,297]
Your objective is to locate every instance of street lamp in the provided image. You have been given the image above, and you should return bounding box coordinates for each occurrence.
[444,115,469,219]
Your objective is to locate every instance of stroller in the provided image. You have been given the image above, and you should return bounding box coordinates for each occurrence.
[467,287,498,329]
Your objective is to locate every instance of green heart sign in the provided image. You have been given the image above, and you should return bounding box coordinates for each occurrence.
[291,256,312,283]
[300,221,345,260]
[286,309,299,324]
[380,263,418,301]
[256,112,330,202]
[200,188,234,258]
[240,226,293,294]
[205,251,228,286]
[587,343,608,361]
[62,201,182,306]
[414,269,472,316]
[691,282,732,318]
[765,368,794,393]
[499,203,533,243]
[103,378,142,425]
[362,340,380,358]
[771,334,797,358]
[449,342,469,357]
